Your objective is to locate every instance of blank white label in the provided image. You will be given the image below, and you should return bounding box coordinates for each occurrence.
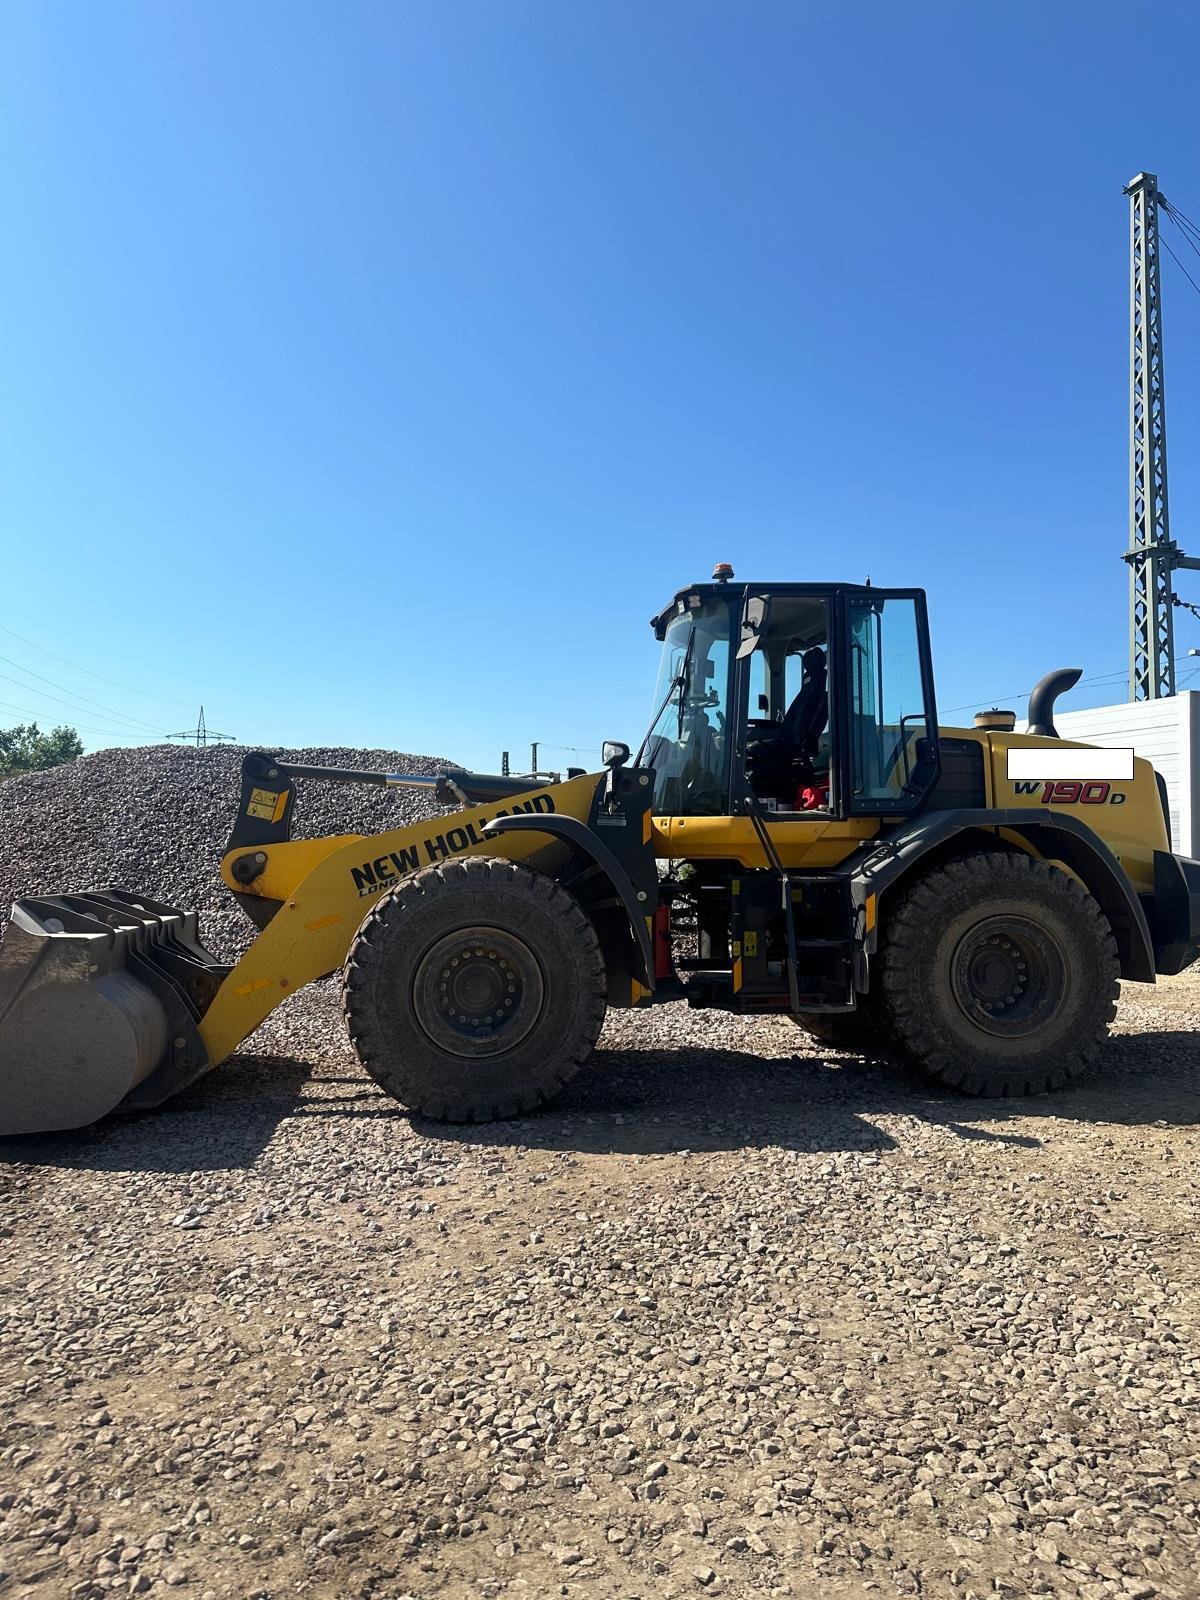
[1006,747,1134,781]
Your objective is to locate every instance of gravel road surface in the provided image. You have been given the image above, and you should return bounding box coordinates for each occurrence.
[2,976,1197,1600]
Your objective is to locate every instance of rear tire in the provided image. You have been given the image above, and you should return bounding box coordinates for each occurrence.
[879,852,1119,1096]
[342,857,606,1121]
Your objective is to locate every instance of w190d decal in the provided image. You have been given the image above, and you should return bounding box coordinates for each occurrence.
[1013,780,1126,805]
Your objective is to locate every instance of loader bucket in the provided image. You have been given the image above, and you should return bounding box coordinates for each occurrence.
[0,891,227,1136]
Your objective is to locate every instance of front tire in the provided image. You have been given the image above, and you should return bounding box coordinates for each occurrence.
[879,852,1119,1096]
[342,857,606,1121]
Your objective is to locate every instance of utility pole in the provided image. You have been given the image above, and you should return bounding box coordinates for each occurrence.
[1124,172,1200,698]
[501,750,510,777]
[530,741,539,774]
[166,706,235,746]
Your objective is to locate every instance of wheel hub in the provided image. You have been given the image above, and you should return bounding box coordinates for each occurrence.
[949,915,1066,1038]
[413,927,544,1058]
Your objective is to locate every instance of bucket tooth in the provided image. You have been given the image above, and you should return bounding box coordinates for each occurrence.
[0,891,226,1137]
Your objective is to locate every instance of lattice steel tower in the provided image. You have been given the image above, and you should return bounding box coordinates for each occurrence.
[166,706,235,746]
[1124,172,1198,698]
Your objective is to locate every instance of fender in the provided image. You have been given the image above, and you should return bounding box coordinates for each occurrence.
[844,808,1156,983]
[482,812,655,988]
[1151,849,1200,975]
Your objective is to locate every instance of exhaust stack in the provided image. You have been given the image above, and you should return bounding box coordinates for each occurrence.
[1026,667,1082,738]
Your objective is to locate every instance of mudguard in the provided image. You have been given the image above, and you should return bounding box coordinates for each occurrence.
[1150,850,1200,975]
[844,808,1157,983]
[483,768,658,990]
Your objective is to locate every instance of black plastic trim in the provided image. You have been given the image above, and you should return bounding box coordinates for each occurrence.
[1150,850,1200,974]
[843,807,1157,983]
[1155,771,1173,852]
[926,737,986,810]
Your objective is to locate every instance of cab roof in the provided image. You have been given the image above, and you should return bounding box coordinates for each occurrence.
[650,578,916,640]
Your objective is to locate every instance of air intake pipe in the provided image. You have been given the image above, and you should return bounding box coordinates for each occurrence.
[1026,667,1082,738]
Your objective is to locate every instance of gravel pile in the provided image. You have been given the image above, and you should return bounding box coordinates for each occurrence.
[0,743,452,961]
[0,749,1198,1600]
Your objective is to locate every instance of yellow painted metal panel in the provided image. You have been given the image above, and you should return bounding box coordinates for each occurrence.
[985,732,1168,892]
[232,977,273,997]
[221,834,365,901]
[201,772,602,1067]
[655,814,878,868]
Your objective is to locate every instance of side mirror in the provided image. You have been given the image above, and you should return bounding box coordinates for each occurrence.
[602,740,630,769]
[737,594,771,659]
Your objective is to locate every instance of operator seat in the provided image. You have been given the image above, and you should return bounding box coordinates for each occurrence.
[745,645,829,809]
[781,647,828,757]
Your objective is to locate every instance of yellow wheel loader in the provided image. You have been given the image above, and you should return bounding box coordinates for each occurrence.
[3,567,1199,1135]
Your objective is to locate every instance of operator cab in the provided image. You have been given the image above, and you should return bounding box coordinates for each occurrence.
[640,568,940,820]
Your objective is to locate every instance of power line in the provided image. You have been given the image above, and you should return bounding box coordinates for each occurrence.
[0,696,145,741]
[943,665,1134,717]
[942,690,1032,715]
[0,621,195,708]
[1160,198,1200,292]
[1161,197,1200,250]
[1161,235,1200,299]
[0,667,167,734]
[0,649,167,732]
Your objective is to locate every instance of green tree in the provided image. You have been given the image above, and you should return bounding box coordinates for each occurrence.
[0,723,85,781]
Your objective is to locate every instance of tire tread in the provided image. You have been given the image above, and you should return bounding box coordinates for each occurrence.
[341,856,606,1121]
[879,851,1119,1096]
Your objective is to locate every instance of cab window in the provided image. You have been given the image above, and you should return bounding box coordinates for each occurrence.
[641,602,732,816]
[846,593,936,810]
[744,596,832,814]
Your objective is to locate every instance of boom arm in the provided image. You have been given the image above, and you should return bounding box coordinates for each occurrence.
[199,769,604,1068]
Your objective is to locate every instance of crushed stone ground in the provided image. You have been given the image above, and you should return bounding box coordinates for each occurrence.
[2,977,1198,1600]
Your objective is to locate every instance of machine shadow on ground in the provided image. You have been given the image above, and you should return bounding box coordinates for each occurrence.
[3,1031,1196,1172]
[0,1053,314,1174]
[418,1028,1200,1158]
[284,1025,1200,1154]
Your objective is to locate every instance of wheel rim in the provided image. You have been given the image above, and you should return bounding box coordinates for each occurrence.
[949,914,1067,1038]
[412,926,545,1058]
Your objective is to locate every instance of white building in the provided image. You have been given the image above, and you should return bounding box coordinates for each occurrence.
[1053,691,1200,857]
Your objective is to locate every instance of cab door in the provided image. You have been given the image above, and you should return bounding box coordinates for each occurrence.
[837,587,941,816]
[730,586,877,869]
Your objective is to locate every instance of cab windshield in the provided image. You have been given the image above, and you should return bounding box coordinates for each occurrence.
[638,600,732,816]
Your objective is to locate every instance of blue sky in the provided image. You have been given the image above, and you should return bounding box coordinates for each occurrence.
[3,1,1200,771]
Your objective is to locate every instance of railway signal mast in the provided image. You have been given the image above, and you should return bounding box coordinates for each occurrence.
[1124,172,1199,699]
